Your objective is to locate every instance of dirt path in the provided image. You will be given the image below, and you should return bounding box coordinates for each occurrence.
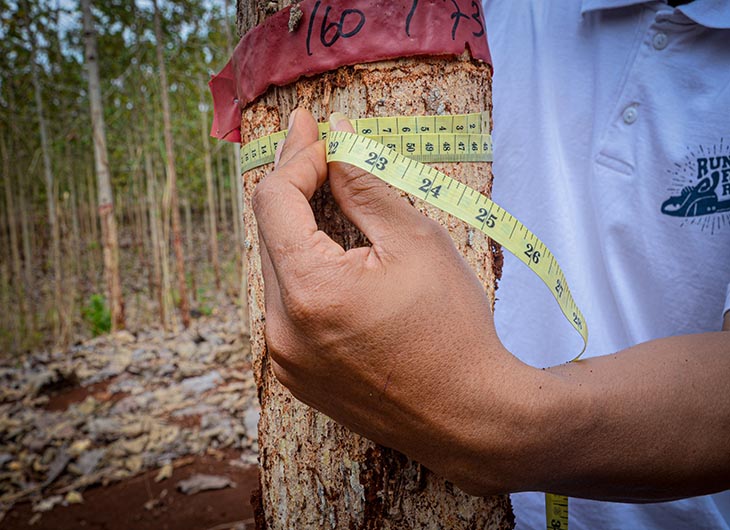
[4,454,258,530]
[0,301,260,529]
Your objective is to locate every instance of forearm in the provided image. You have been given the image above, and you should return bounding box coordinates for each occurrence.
[504,331,730,502]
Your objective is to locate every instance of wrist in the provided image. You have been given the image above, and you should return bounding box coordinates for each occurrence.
[448,351,582,496]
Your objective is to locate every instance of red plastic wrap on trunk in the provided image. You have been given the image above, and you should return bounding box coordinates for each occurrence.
[209,0,491,142]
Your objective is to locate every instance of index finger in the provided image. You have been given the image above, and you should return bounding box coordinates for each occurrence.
[252,110,344,278]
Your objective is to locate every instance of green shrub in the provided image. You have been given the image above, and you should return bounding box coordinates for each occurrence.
[82,294,111,336]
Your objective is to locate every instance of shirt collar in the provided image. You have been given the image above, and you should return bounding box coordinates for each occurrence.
[581,0,730,29]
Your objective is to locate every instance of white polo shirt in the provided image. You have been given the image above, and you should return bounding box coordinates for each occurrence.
[482,0,730,528]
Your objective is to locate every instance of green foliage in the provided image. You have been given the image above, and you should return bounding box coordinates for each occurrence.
[0,0,234,215]
[82,294,111,336]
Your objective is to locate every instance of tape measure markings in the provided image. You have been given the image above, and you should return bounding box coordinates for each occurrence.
[546,493,569,530]
[241,112,492,173]
[241,112,587,353]
[325,130,588,354]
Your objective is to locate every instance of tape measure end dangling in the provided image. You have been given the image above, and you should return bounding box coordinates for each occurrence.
[546,493,569,530]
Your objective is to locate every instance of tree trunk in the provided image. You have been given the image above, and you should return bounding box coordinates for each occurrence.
[29,44,63,342]
[1,133,27,351]
[158,155,177,331]
[18,176,35,329]
[228,143,242,281]
[183,199,197,302]
[81,0,125,332]
[67,146,82,287]
[216,148,228,232]
[199,77,221,290]
[238,3,512,529]
[224,0,247,321]
[145,149,167,328]
[153,0,190,328]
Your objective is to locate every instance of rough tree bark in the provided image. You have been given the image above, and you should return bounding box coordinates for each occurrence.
[81,0,126,331]
[238,2,513,529]
[153,0,190,328]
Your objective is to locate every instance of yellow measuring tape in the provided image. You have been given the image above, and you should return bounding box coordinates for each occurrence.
[242,112,581,528]
[241,111,493,172]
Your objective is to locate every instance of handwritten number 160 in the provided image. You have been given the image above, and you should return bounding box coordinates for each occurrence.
[307,1,366,55]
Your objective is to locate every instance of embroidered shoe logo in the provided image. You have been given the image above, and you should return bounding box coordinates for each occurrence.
[661,142,730,231]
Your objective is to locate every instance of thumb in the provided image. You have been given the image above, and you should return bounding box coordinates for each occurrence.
[327,112,427,251]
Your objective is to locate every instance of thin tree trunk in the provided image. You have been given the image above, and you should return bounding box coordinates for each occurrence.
[239,3,511,529]
[58,182,76,344]
[216,148,228,233]
[183,199,197,303]
[1,134,25,351]
[224,0,249,336]
[153,0,190,328]
[67,148,82,283]
[135,146,153,299]
[158,155,176,331]
[18,177,34,328]
[145,149,166,328]
[81,0,126,332]
[199,77,221,290]
[228,144,241,278]
[28,38,63,341]
[86,166,99,246]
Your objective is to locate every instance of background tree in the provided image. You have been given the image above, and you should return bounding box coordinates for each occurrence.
[152,0,190,328]
[80,0,125,331]
[0,0,242,354]
[238,2,513,528]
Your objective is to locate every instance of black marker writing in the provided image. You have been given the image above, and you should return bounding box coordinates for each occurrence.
[406,0,419,37]
[307,1,366,55]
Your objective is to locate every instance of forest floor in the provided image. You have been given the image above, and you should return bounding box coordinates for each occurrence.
[0,299,260,530]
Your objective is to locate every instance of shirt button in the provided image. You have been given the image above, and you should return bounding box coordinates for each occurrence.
[622,105,638,124]
[653,32,668,50]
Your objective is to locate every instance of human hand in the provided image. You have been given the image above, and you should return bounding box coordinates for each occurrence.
[252,108,534,494]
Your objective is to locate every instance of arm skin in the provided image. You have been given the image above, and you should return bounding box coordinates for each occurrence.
[252,108,730,503]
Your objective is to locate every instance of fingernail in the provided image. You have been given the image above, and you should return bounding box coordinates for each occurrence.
[274,139,285,168]
[329,111,350,131]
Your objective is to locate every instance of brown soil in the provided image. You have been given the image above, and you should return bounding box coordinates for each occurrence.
[44,378,128,412]
[3,456,259,530]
